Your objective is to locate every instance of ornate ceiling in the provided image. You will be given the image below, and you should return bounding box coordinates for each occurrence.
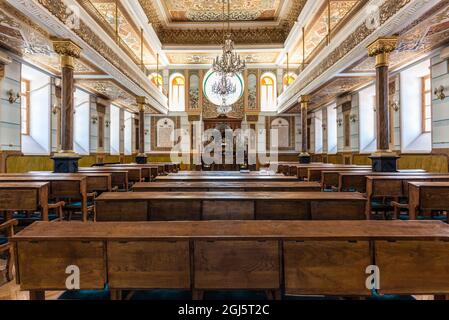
[161,0,284,23]
[138,0,307,45]
[166,51,281,65]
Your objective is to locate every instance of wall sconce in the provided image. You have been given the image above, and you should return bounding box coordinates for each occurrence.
[7,89,19,104]
[337,118,343,127]
[144,129,149,136]
[105,120,110,128]
[120,125,126,131]
[322,124,327,131]
[349,114,357,123]
[91,115,98,124]
[435,86,446,100]
[52,105,60,115]
[390,101,400,112]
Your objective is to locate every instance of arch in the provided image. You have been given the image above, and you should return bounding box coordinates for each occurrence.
[169,73,185,111]
[271,117,290,148]
[156,117,175,148]
[260,72,277,111]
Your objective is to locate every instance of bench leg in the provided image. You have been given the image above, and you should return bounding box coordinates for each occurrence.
[192,290,204,300]
[5,249,14,282]
[266,290,282,300]
[29,290,45,300]
[110,289,122,300]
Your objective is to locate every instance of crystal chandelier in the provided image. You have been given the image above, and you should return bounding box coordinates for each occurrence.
[212,74,236,97]
[213,0,246,78]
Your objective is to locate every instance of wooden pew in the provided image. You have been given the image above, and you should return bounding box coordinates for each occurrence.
[406,182,449,220]
[133,181,322,192]
[80,167,142,185]
[12,220,449,300]
[155,175,299,182]
[95,191,367,221]
[338,171,430,193]
[0,176,88,221]
[27,172,112,193]
[0,182,50,221]
[365,175,449,219]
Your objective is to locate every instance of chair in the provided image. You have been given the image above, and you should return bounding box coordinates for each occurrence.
[0,219,18,282]
[64,192,97,221]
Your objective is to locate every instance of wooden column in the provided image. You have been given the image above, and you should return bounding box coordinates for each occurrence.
[135,96,148,164]
[299,95,311,164]
[367,37,399,172]
[51,39,82,173]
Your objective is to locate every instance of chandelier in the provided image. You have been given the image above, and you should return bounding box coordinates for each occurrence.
[213,0,246,77]
[212,74,236,97]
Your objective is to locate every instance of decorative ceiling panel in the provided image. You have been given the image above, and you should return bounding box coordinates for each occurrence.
[138,0,307,45]
[348,1,449,73]
[166,51,280,65]
[161,0,283,23]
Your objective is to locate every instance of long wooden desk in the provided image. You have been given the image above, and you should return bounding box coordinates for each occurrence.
[0,182,49,221]
[0,176,88,221]
[168,171,280,176]
[80,167,142,185]
[105,164,159,181]
[26,172,112,193]
[95,191,367,221]
[77,168,129,190]
[307,166,371,182]
[132,181,322,192]
[407,182,449,220]
[155,175,298,182]
[299,165,371,181]
[338,171,434,193]
[13,220,449,299]
[365,175,449,219]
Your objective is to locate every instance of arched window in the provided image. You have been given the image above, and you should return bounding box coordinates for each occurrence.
[149,73,163,92]
[169,73,185,111]
[260,73,277,111]
[271,118,289,148]
[283,73,297,91]
[156,118,175,148]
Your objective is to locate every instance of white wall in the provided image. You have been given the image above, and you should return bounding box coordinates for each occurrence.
[358,85,376,153]
[314,110,323,153]
[74,89,90,155]
[400,59,431,153]
[431,53,449,149]
[21,64,51,155]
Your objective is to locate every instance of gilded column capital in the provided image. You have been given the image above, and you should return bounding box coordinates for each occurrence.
[367,37,398,68]
[52,38,82,68]
[299,95,310,108]
[136,96,148,111]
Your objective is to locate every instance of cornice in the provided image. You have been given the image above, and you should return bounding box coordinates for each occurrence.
[277,0,439,114]
[7,0,168,114]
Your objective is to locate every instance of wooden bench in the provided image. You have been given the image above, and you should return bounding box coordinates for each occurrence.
[407,182,449,220]
[155,175,299,182]
[365,175,449,219]
[132,181,322,192]
[95,191,367,221]
[0,176,88,221]
[12,220,449,300]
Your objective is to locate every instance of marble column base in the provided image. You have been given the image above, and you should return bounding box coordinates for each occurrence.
[52,155,80,173]
[135,154,148,164]
[370,155,399,172]
[298,153,311,164]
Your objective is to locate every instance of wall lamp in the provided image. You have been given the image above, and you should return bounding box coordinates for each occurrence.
[435,86,446,100]
[7,89,20,104]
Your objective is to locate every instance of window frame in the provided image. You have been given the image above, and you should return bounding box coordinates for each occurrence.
[20,79,31,136]
[421,75,432,133]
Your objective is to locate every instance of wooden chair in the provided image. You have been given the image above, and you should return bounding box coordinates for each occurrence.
[64,192,97,222]
[0,219,18,282]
